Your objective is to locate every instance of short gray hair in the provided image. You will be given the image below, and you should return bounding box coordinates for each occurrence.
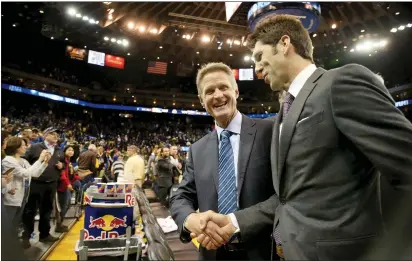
[196,62,238,96]
[375,74,384,85]
[88,144,97,151]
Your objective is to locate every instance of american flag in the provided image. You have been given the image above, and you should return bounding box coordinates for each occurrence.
[147,61,168,75]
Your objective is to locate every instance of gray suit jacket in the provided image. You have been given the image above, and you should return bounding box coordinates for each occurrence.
[170,114,276,260]
[234,64,412,260]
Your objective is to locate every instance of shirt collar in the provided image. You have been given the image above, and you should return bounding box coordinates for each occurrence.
[44,140,55,148]
[216,111,242,139]
[288,64,317,98]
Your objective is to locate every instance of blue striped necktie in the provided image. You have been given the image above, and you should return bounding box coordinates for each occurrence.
[218,130,238,215]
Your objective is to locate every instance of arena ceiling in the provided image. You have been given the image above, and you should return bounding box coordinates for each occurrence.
[2,2,412,87]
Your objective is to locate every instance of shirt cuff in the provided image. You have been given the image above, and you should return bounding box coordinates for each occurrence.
[228,213,240,232]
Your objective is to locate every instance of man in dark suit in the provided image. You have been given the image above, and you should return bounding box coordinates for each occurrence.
[170,62,276,260]
[208,15,412,260]
[22,127,65,248]
[155,146,179,207]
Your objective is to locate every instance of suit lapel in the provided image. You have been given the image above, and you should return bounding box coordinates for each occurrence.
[207,131,220,192]
[278,68,326,183]
[237,115,256,201]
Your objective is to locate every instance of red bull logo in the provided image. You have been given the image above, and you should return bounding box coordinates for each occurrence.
[109,216,127,228]
[116,184,125,193]
[96,183,106,193]
[83,194,92,205]
[125,184,133,193]
[106,183,116,193]
[89,216,106,229]
[85,210,133,240]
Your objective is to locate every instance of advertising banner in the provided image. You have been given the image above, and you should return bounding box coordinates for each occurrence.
[105,55,125,69]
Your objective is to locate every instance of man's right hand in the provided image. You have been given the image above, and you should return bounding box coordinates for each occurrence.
[185,211,233,249]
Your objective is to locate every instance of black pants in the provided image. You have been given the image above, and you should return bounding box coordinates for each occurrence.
[22,181,57,239]
[216,248,249,260]
[157,186,170,206]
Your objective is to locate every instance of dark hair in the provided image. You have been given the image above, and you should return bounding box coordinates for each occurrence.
[64,145,74,154]
[1,131,10,145]
[247,15,314,63]
[4,137,24,156]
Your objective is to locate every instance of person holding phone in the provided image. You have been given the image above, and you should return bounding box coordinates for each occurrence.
[1,137,50,230]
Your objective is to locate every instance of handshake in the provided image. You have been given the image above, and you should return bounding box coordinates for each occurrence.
[184,210,237,250]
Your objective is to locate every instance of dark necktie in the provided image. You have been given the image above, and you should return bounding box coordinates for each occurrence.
[282,92,295,122]
[274,92,295,246]
[217,130,237,214]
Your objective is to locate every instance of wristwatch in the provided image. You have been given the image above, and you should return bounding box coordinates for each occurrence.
[227,227,241,243]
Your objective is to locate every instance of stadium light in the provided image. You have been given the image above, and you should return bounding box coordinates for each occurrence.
[111,38,116,42]
[128,22,134,30]
[226,39,232,45]
[122,39,129,46]
[331,23,337,29]
[104,36,109,41]
[390,28,397,33]
[117,40,122,44]
[407,23,412,28]
[201,35,210,43]
[127,53,130,56]
[75,13,81,18]
[138,26,145,32]
[244,55,250,61]
[229,53,233,56]
[89,19,95,24]
[233,40,241,45]
[68,8,76,16]
[82,16,89,21]
[150,28,158,34]
[95,20,99,24]
[398,25,405,30]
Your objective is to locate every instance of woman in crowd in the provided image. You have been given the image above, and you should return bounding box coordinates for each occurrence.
[56,145,80,232]
[2,137,50,228]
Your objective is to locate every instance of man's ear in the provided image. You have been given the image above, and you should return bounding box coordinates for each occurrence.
[235,88,239,99]
[280,35,291,55]
[198,95,205,108]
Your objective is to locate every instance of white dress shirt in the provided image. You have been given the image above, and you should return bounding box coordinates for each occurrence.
[280,64,318,135]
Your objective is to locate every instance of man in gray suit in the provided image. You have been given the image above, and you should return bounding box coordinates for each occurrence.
[170,62,276,260]
[199,15,412,260]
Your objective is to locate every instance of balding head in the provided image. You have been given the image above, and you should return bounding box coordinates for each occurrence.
[88,144,97,152]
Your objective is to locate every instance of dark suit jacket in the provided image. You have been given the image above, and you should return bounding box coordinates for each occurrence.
[170,114,275,260]
[23,142,65,183]
[234,64,412,260]
[156,157,179,188]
